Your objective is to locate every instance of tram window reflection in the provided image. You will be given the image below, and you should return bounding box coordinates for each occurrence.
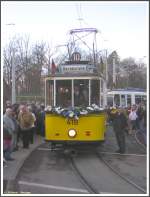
[56,80,71,107]
[74,80,89,107]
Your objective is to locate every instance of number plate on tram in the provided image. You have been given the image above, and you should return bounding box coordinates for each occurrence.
[67,119,78,125]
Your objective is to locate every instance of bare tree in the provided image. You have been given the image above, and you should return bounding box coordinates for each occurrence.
[3,36,48,102]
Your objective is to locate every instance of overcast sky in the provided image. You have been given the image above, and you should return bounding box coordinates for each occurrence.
[1,1,149,62]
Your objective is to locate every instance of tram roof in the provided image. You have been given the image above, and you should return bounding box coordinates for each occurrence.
[107,88,146,95]
[111,88,146,92]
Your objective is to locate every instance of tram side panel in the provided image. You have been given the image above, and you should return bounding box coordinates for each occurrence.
[45,113,106,143]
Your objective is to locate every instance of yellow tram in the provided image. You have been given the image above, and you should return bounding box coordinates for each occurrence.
[44,28,107,150]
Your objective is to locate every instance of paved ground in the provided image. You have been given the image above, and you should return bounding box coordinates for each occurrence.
[3,135,44,193]
[2,126,147,194]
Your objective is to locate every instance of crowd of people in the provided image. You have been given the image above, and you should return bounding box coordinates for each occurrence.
[106,102,147,154]
[3,101,46,167]
[3,100,147,167]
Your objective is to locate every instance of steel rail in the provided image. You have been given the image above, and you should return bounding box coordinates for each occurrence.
[66,155,99,194]
[134,130,146,150]
[96,151,146,194]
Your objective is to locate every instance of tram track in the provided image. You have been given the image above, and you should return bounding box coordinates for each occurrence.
[134,130,146,150]
[64,148,145,194]
[95,151,146,194]
[66,154,98,194]
[16,143,146,194]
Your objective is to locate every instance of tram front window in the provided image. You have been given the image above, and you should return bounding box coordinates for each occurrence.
[74,79,89,107]
[56,80,71,107]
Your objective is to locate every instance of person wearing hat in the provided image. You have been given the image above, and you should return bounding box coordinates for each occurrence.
[111,107,128,154]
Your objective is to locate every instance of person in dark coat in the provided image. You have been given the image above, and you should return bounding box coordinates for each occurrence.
[38,105,45,137]
[111,108,128,154]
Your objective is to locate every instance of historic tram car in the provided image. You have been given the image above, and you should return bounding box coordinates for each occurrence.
[44,28,107,150]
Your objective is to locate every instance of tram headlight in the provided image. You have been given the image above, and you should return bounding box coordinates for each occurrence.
[68,129,76,138]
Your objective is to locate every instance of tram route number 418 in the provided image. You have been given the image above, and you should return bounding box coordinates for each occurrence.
[67,119,78,125]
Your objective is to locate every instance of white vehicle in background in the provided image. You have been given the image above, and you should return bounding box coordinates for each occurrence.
[107,88,146,107]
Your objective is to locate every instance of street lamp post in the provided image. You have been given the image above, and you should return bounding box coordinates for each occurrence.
[112,56,116,88]
[12,50,16,104]
[6,23,16,104]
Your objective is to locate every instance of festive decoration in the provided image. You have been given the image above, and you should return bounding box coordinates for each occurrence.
[45,104,104,119]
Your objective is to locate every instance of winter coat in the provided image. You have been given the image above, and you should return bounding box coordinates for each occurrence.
[3,114,15,135]
[112,112,128,132]
[18,111,35,130]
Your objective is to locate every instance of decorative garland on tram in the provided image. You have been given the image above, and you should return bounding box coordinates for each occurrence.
[45,104,104,120]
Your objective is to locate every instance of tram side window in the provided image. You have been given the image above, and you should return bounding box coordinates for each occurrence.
[135,95,142,104]
[91,80,100,105]
[114,94,120,107]
[107,96,113,107]
[121,95,126,107]
[74,79,89,107]
[142,96,146,105]
[127,95,131,106]
[56,80,71,107]
[46,80,54,106]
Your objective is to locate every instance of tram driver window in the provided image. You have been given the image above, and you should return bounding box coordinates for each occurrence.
[74,80,89,107]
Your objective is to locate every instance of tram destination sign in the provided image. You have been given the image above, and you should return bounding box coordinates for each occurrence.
[60,64,94,74]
